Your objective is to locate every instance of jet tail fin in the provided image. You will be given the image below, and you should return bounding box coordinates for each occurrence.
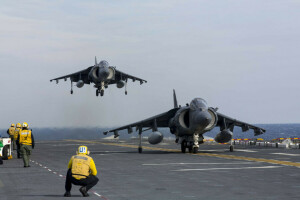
[95,56,98,66]
[173,89,178,108]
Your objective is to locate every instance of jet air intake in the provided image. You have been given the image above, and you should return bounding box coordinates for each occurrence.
[214,130,233,143]
[89,60,115,83]
[76,80,84,88]
[148,131,163,145]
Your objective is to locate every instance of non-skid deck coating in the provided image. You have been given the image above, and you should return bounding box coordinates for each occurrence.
[1,139,300,200]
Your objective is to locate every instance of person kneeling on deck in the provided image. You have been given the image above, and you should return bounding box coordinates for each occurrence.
[64,146,99,197]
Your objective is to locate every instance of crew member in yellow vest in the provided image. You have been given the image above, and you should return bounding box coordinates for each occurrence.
[14,123,22,158]
[64,146,99,197]
[7,124,15,150]
[17,122,35,167]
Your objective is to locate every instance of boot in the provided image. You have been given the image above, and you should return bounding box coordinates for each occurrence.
[64,191,71,197]
[79,186,89,197]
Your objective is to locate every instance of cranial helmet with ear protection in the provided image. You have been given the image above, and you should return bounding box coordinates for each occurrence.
[77,146,90,155]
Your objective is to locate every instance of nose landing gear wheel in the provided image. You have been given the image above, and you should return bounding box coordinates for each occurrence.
[100,90,104,96]
[96,90,99,96]
[188,145,193,153]
[229,145,234,152]
[193,147,198,154]
[138,147,142,153]
[71,90,73,94]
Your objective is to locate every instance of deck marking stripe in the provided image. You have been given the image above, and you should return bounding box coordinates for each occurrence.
[0,179,4,188]
[271,153,300,156]
[142,162,254,166]
[173,166,282,171]
[66,140,300,168]
[31,158,107,199]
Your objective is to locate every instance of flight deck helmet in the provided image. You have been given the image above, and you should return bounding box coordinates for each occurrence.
[11,123,15,127]
[16,123,21,128]
[22,122,28,129]
[77,146,90,155]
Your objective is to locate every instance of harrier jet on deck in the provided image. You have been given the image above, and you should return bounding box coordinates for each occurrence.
[50,57,147,97]
[104,90,266,153]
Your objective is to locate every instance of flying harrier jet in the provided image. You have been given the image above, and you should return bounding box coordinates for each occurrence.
[50,57,147,97]
[103,90,266,153]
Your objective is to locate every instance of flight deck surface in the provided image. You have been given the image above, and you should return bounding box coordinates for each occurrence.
[1,139,300,200]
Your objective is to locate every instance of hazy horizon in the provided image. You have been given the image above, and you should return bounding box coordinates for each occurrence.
[1,1,299,128]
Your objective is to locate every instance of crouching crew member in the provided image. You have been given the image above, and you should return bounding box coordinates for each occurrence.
[64,146,99,197]
[14,123,22,158]
[18,122,35,167]
[7,124,16,150]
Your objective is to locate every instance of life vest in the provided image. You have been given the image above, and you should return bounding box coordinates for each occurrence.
[14,128,21,140]
[8,127,15,136]
[71,154,92,180]
[19,130,32,145]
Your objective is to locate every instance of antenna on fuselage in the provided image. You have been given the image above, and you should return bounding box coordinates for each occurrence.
[95,56,98,66]
[173,89,178,108]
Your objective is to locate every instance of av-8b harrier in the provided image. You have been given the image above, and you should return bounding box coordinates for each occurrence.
[50,57,147,97]
[104,90,266,153]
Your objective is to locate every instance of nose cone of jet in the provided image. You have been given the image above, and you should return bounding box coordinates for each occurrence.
[190,110,212,132]
[99,67,110,80]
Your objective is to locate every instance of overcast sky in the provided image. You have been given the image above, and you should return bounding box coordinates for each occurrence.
[0,0,299,128]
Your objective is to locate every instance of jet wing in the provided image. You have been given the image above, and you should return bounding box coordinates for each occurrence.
[215,112,266,136]
[103,108,179,135]
[114,69,147,84]
[50,66,93,84]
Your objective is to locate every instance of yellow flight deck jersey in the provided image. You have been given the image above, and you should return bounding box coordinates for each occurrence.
[8,127,15,136]
[68,154,97,180]
[19,130,32,146]
[14,128,21,140]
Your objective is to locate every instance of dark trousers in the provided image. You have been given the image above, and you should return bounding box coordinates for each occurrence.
[65,169,99,192]
[16,143,21,158]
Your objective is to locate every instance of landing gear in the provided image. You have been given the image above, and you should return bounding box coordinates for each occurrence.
[188,145,193,153]
[181,141,186,153]
[138,147,142,153]
[125,79,128,95]
[138,129,142,153]
[70,81,73,95]
[229,136,234,152]
[193,147,198,154]
[96,89,104,97]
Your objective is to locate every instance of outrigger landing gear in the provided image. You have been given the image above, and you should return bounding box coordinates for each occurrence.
[70,81,73,94]
[138,130,142,153]
[229,136,234,152]
[125,79,128,95]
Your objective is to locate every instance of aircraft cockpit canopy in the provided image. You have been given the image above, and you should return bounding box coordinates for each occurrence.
[99,60,109,68]
[190,98,208,110]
